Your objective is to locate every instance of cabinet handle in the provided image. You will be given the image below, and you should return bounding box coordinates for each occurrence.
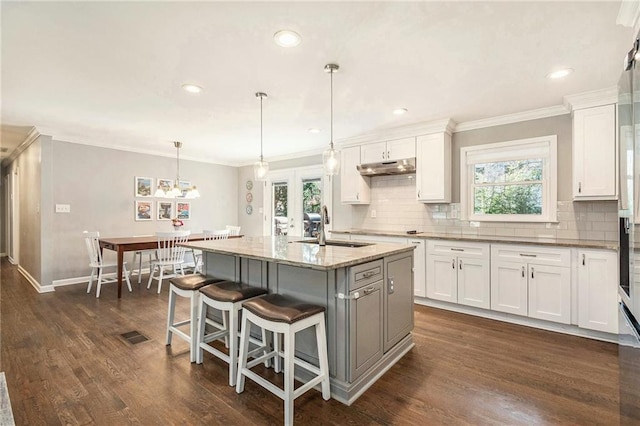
[417,190,421,198]
[451,248,465,252]
[387,150,390,159]
[452,259,456,269]
[520,253,537,257]
[521,266,525,277]
[531,267,535,279]
[382,151,385,159]
[582,253,585,266]
[356,192,359,200]
[363,286,375,295]
[388,277,395,294]
[459,260,462,270]
[578,182,582,193]
[362,270,377,278]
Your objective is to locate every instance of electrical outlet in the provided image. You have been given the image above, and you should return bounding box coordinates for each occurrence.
[55,204,71,213]
[371,209,377,218]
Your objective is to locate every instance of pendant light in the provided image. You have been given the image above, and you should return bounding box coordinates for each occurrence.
[254,92,269,181]
[323,63,340,176]
[155,141,200,198]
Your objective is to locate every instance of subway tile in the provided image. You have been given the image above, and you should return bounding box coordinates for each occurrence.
[494,228,515,237]
[591,221,617,232]
[556,230,581,240]
[605,231,618,241]
[514,228,536,237]
[587,212,605,222]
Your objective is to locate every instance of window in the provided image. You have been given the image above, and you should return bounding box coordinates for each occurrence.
[460,135,557,222]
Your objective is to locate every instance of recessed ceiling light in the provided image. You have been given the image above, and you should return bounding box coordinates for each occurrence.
[274,30,301,47]
[393,108,408,115]
[546,68,574,79]
[308,128,321,134]
[181,83,203,93]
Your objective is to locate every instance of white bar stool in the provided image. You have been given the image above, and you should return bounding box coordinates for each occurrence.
[235,294,330,426]
[166,274,224,362]
[196,281,268,386]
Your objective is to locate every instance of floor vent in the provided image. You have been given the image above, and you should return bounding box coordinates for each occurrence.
[120,330,149,345]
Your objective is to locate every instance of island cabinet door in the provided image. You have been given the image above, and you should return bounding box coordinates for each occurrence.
[349,280,383,382]
[384,254,414,353]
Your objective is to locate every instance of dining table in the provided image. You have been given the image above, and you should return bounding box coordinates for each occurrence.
[98,233,241,298]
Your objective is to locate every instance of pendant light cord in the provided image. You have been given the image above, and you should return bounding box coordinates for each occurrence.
[330,68,334,150]
[260,94,264,162]
[176,142,180,182]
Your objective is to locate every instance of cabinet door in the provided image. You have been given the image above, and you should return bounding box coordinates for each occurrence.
[578,250,619,333]
[416,133,451,203]
[361,141,387,164]
[386,137,416,161]
[349,280,383,382]
[457,256,490,309]
[384,254,414,352]
[573,104,617,200]
[491,260,528,316]
[409,239,426,297]
[528,264,571,324]
[340,146,370,204]
[426,253,457,303]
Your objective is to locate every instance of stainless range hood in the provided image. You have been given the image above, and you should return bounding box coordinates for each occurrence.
[356,158,416,176]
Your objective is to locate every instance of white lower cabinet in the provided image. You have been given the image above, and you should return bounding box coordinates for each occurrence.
[491,244,571,324]
[427,241,490,309]
[577,249,618,333]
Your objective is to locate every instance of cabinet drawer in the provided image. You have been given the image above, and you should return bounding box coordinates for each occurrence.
[491,244,570,266]
[349,259,383,291]
[427,240,488,259]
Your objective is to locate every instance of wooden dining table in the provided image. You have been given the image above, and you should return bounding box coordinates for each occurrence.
[99,233,241,298]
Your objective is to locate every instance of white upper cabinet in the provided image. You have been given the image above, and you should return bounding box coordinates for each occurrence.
[361,137,416,164]
[416,132,451,203]
[340,146,370,204]
[572,104,617,200]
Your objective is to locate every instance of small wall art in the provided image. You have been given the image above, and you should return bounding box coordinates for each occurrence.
[135,176,153,197]
[157,201,173,221]
[176,201,191,220]
[135,200,153,221]
[157,178,173,195]
[178,180,191,198]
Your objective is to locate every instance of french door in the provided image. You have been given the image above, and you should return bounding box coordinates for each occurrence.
[263,166,332,238]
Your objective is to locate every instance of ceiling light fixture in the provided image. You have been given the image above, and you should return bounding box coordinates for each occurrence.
[393,108,408,115]
[154,141,200,199]
[323,63,341,176]
[273,30,301,47]
[181,83,203,93]
[254,92,269,181]
[546,68,574,79]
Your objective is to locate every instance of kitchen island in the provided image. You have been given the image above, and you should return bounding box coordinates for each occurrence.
[181,236,415,405]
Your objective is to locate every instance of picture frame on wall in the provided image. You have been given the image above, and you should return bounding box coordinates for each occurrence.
[157,178,173,195]
[178,180,191,198]
[176,202,191,220]
[157,201,173,221]
[135,200,153,221]
[135,176,153,197]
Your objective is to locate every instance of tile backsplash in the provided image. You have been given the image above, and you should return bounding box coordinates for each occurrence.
[351,175,618,242]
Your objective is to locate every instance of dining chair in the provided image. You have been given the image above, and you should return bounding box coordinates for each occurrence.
[83,231,132,298]
[193,229,230,274]
[147,230,191,294]
[131,235,156,284]
[225,225,241,236]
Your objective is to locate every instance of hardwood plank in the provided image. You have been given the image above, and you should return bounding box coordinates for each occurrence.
[0,259,632,425]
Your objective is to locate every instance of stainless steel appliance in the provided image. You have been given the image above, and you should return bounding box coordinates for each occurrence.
[618,35,640,425]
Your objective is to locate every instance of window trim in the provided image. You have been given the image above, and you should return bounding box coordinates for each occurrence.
[460,135,557,223]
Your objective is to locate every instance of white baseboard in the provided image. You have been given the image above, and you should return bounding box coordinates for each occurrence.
[7,256,16,265]
[52,268,151,288]
[414,297,619,344]
[18,265,54,293]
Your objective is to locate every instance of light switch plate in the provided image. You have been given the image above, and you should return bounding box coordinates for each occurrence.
[371,209,377,218]
[55,204,71,213]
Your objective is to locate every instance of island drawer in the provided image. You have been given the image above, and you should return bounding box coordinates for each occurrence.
[349,259,383,291]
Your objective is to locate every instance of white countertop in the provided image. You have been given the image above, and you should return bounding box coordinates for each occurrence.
[182,236,415,271]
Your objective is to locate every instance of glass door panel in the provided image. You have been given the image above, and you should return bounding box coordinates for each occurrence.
[302,178,322,237]
[272,180,290,236]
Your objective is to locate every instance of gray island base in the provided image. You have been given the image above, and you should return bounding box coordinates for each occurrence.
[182,236,416,405]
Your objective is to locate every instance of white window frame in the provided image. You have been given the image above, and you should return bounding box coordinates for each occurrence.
[460,135,557,223]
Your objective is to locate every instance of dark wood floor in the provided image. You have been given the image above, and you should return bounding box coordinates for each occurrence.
[0,258,631,425]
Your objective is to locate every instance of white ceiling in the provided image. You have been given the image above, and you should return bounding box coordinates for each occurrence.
[1,1,634,166]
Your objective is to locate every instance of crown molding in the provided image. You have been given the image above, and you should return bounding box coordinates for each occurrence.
[1,127,40,167]
[563,86,618,111]
[453,105,570,133]
[336,118,456,148]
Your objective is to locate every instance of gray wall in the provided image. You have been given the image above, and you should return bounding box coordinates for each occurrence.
[452,114,572,202]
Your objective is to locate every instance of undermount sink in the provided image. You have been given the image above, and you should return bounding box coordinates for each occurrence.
[290,239,373,248]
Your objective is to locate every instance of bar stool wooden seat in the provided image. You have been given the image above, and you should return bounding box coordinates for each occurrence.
[235,294,330,426]
[166,274,224,362]
[196,281,268,386]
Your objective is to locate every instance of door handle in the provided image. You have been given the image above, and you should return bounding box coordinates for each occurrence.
[363,286,376,295]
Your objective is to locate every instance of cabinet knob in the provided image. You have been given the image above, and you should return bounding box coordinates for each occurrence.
[578,182,582,193]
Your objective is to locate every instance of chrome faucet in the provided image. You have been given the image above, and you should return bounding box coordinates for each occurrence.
[318,205,329,246]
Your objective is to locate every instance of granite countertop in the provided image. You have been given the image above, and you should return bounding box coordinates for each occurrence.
[182,236,415,271]
[331,228,619,250]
